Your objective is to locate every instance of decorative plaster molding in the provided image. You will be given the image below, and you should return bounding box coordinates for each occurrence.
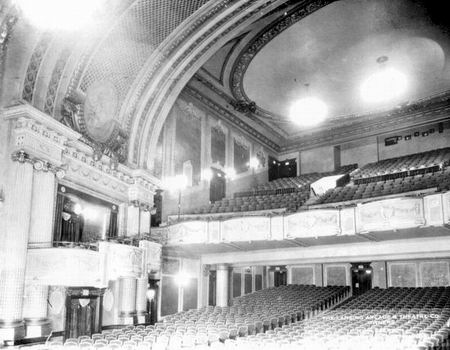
[230,0,334,114]
[183,87,280,151]
[2,104,159,204]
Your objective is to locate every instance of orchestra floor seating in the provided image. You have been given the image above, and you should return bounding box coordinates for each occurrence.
[45,285,450,349]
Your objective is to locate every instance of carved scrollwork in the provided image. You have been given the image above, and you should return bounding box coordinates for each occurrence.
[230,100,257,114]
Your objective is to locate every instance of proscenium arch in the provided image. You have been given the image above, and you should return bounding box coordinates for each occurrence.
[125,0,294,169]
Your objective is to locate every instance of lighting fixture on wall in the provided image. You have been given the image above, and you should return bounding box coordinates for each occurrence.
[0,187,4,208]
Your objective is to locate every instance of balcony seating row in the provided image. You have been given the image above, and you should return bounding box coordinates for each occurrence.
[191,188,310,215]
[315,167,450,205]
[351,147,450,182]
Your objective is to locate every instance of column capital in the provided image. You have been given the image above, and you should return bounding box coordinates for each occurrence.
[216,264,231,271]
[11,150,66,178]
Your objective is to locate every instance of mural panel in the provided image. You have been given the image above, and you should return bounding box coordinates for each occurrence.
[357,197,425,232]
[326,265,347,286]
[420,261,450,287]
[291,266,315,285]
[285,210,340,238]
[222,217,270,242]
[389,263,417,287]
[424,194,444,226]
[233,138,250,174]
[168,221,208,244]
[174,103,201,185]
[211,124,226,167]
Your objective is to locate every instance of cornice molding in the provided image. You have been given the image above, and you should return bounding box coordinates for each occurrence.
[281,92,450,152]
[192,71,288,139]
[183,86,280,152]
[2,104,159,204]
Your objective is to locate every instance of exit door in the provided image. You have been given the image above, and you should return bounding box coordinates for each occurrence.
[210,168,226,203]
[351,263,372,296]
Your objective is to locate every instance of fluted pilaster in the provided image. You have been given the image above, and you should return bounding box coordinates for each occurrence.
[0,154,34,340]
[135,277,148,315]
[24,164,57,336]
[118,276,137,316]
[126,204,140,236]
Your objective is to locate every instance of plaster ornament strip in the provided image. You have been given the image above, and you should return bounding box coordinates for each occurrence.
[230,0,334,105]
[21,33,54,103]
[43,48,72,115]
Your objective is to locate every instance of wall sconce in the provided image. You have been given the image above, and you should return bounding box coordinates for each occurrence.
[0,187,4,207]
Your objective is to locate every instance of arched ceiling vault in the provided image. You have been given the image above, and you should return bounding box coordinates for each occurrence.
[7,0,450,171]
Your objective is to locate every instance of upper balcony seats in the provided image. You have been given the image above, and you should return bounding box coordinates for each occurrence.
[189,165,358,216]
[351,147,450,184]
[191,188,310,215]
[315,162,450,206]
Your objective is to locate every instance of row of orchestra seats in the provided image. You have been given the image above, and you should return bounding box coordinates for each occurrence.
[47,286,450,349]
[351,147,450,182]
[314,167,450,205]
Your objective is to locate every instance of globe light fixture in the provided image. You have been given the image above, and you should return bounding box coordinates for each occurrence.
[15,0,105,31]
[361,56,408,103]
[289,97,328,127]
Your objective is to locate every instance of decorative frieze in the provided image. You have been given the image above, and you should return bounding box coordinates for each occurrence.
[164,191,449,245]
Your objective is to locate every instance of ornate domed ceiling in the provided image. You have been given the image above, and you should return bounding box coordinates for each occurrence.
[2,0,450,165]
[229,0,450,136]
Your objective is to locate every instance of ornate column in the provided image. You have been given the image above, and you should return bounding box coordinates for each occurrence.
[118,276,137,324]
[135,277,148,323]
[139,205,151,235]
[126,202,140,236]
[23,161,61,337]
[0,151,34,342]
[216,264,230,307]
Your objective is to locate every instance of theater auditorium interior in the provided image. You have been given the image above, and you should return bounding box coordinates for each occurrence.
[1,0,450,349]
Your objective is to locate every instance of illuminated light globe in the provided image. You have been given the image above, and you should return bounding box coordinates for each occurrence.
[289,97,328,127]
[361,67,408,103]
[15,0,105,31]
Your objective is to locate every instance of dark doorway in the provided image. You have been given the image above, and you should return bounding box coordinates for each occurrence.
[148,278,159,325]
[209,168,226,203]
[351,262,373,296]
[208,270,216,306]
[64,287,104,340]
[268,157,297,181]
[274,267,287,287]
